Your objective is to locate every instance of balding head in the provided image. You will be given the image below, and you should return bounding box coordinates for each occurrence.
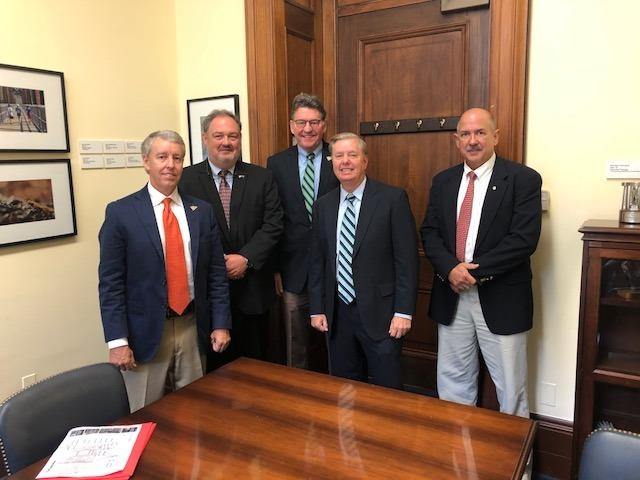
[454,108,499,169]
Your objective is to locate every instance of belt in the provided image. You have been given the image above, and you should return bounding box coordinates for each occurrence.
[166,301,194,318]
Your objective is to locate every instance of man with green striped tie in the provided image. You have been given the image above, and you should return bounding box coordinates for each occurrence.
[268,93,339,369]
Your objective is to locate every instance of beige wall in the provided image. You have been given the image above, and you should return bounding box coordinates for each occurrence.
[0,0,247,399]
[2,0,637,423]
[174,0,251,162]
[526,0,640,420]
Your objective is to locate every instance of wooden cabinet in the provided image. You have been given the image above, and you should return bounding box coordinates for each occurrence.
[572,220,640,477]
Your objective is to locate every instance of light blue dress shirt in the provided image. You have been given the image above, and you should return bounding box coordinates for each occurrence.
[297,145,323,198]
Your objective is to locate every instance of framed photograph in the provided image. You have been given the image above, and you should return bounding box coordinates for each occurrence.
[187,94,239,165]
[0,64,70,152]
[0,160,77,248]
[441,0,489,13]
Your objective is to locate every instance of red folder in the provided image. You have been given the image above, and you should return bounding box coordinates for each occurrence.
[38,422,156,480]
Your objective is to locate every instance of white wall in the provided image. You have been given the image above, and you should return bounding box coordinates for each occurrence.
[526,0,640,420]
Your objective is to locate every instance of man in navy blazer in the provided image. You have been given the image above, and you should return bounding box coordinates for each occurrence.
[420,108,542,421]
[99,130,230,411]
[267,93,339,369]
[309,133,418,389]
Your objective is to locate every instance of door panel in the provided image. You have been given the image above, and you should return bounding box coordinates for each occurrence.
[337,0,490,395]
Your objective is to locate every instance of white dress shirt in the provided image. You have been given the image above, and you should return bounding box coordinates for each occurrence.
[456,153,496,263]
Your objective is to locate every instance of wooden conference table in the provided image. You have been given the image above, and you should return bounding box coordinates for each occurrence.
[14,358,535,479]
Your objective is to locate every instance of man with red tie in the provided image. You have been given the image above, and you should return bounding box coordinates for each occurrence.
[421,108,542,422]
[99,130,230,411]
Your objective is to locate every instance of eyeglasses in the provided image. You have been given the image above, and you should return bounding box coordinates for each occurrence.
[291,119,323,128]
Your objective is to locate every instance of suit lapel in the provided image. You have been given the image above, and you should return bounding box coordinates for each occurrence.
[202,161,231,244]
[318,143,334,196]
[133,186,163,260]
[353,179,378,257]
[229,161,248,239]
[326,189,340,273]
[476,158,509,249]
[286,147,309,219]
[445,165,464,250]
[183,196,200,266]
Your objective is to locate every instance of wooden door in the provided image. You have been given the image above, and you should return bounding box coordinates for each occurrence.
[337,0,489,396]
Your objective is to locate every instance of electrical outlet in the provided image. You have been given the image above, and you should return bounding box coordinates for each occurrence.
[539,381,557,407]
[21,373,37,389]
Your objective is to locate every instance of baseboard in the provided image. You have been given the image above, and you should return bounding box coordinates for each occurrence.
[532,413,573,480]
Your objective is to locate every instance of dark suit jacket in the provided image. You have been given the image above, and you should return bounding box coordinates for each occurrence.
[309,178,419,341]
[98,186,230,363]
[267,143,339,293]
[420,157,542,335]
[179,160,283,315]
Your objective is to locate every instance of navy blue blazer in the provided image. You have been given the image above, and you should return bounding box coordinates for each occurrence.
[420,157,542,335]
[267,143,339,293]
[309,179,419,341]
[98,185,230,362]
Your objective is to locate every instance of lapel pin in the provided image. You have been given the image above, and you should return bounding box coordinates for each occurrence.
[190,205,198,211]
[238,174,245,178]
[492,186,497,191]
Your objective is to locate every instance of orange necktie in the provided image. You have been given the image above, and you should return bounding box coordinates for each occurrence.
[163,198,190,314]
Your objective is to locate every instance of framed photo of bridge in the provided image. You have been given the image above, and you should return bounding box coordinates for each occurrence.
[0,64,70,152]
[0,159,77,248]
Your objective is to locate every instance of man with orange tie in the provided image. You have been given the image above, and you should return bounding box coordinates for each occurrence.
[99,130,230,412]
[420,108,542,421]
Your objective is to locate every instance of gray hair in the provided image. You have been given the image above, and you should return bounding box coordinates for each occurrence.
[329,132,368,155]
[141,130,185,156]
[201,109,242,133]
[290,93,326,120]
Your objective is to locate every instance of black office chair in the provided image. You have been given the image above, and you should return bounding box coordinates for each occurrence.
[0,363,129,476]
[578,427,640,480]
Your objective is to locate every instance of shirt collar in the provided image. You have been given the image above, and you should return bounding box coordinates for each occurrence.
[464,152,496,180]
[297,143,323,159]
[208,159,236,177]
[147,182,182,207]
[340,177,367,203]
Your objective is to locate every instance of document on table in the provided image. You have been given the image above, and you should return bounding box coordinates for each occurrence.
[36,425,143,479]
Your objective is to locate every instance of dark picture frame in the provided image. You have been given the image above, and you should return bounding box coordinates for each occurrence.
[0,64,70,152]
[187,94,240,165]
[0,159,77,248]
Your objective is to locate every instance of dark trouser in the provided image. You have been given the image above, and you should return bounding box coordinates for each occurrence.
[207,304,269,372]
[329,297,403,390]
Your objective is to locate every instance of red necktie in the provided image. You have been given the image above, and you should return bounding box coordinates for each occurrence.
[163,198,190,314]
[218,170,231,227]
[456,172,477,262]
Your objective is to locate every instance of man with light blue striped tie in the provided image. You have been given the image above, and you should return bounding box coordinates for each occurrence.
[309,132,419,389]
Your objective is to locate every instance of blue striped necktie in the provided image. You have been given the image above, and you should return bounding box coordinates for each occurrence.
[302,152,315,221]
[337,194,357,304]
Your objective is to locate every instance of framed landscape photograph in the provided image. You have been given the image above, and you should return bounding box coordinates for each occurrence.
[0,64,70,152]
[187,94,239,165]
[0,160,77,248]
